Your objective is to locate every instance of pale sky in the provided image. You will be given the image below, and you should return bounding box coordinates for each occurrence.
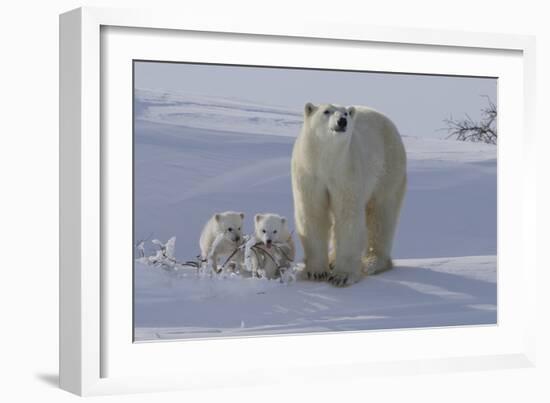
[135,61,497,138]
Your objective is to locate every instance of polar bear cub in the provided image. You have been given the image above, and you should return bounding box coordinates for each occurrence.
[291,103,407,287]
[199,211,244,273]
[251,213,295,279]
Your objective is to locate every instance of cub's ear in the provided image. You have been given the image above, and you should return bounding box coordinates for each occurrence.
[239,212,245,220]
[214,213,221,222]
[304,102,317,117]
[347,106,356,117]
[280,216,286,224]
[255,214,263,223]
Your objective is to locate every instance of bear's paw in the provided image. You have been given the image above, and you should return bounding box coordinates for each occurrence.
[327,270,363,287]
[301,270,330,281]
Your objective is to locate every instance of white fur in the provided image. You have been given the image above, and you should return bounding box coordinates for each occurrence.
[199,211,244,272]
[291,103,407,286]
[252,213,296,279]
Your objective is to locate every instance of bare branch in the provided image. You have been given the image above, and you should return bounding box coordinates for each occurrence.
[444,96,497,145]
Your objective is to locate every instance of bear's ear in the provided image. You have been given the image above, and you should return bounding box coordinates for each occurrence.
[255,214,263,223]
[304,102,317,117]
[239,212,245,220]
[347,106,356,117]
[280,216,286,225]
[214,213,221,222]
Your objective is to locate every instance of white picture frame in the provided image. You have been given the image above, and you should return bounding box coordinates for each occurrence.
[59,6,537,396]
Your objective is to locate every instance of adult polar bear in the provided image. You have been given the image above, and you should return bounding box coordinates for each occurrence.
[291,103,406,287]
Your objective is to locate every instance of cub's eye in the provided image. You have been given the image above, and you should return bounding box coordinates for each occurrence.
[228,227,233,232]
[324,110,330,115]
[262,229,266,233]
[238,227,241,231]
[343,112,348,116]
[273,230,278,234]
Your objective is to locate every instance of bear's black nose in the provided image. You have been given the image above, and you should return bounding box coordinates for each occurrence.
[337,117,347,128]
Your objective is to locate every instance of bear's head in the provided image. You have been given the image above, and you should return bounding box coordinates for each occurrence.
[254,213,288,249]
[214,211,245,244]
[304,103,356,137]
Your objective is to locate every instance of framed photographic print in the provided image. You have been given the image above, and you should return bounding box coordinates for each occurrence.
[60,7,537,396]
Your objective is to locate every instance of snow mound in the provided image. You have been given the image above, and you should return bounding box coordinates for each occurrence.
[135,88,302,137]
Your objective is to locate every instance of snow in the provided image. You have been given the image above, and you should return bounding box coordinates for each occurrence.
[135,89,302,137]
[133,88,497,341]
[135,256,496,340]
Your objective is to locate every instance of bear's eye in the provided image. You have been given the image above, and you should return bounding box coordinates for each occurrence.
[238,227,241,231]
[343,112,348,117]
[273,230,278,234]
[262,229,266,233]
[324,110,330,115]
[228,227,233,232]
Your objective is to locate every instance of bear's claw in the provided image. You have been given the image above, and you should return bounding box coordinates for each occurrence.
[328,271,362,287]
[315,272,329,280]
[328,273,349,287]
[304,271,329,281]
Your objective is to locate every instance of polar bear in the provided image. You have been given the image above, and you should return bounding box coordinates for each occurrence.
[199,211,244,273]
[291,103,406,286]
[251,213,295,279]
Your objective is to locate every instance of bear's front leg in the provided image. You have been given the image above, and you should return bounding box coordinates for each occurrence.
[329,201,366,287]
[300,231,330,281]
[209,253,220,274]
[293,182,331,281]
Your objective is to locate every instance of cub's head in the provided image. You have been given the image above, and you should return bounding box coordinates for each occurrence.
[254,213,288,249]
[213,211,244,244]
[303,103,356,136]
